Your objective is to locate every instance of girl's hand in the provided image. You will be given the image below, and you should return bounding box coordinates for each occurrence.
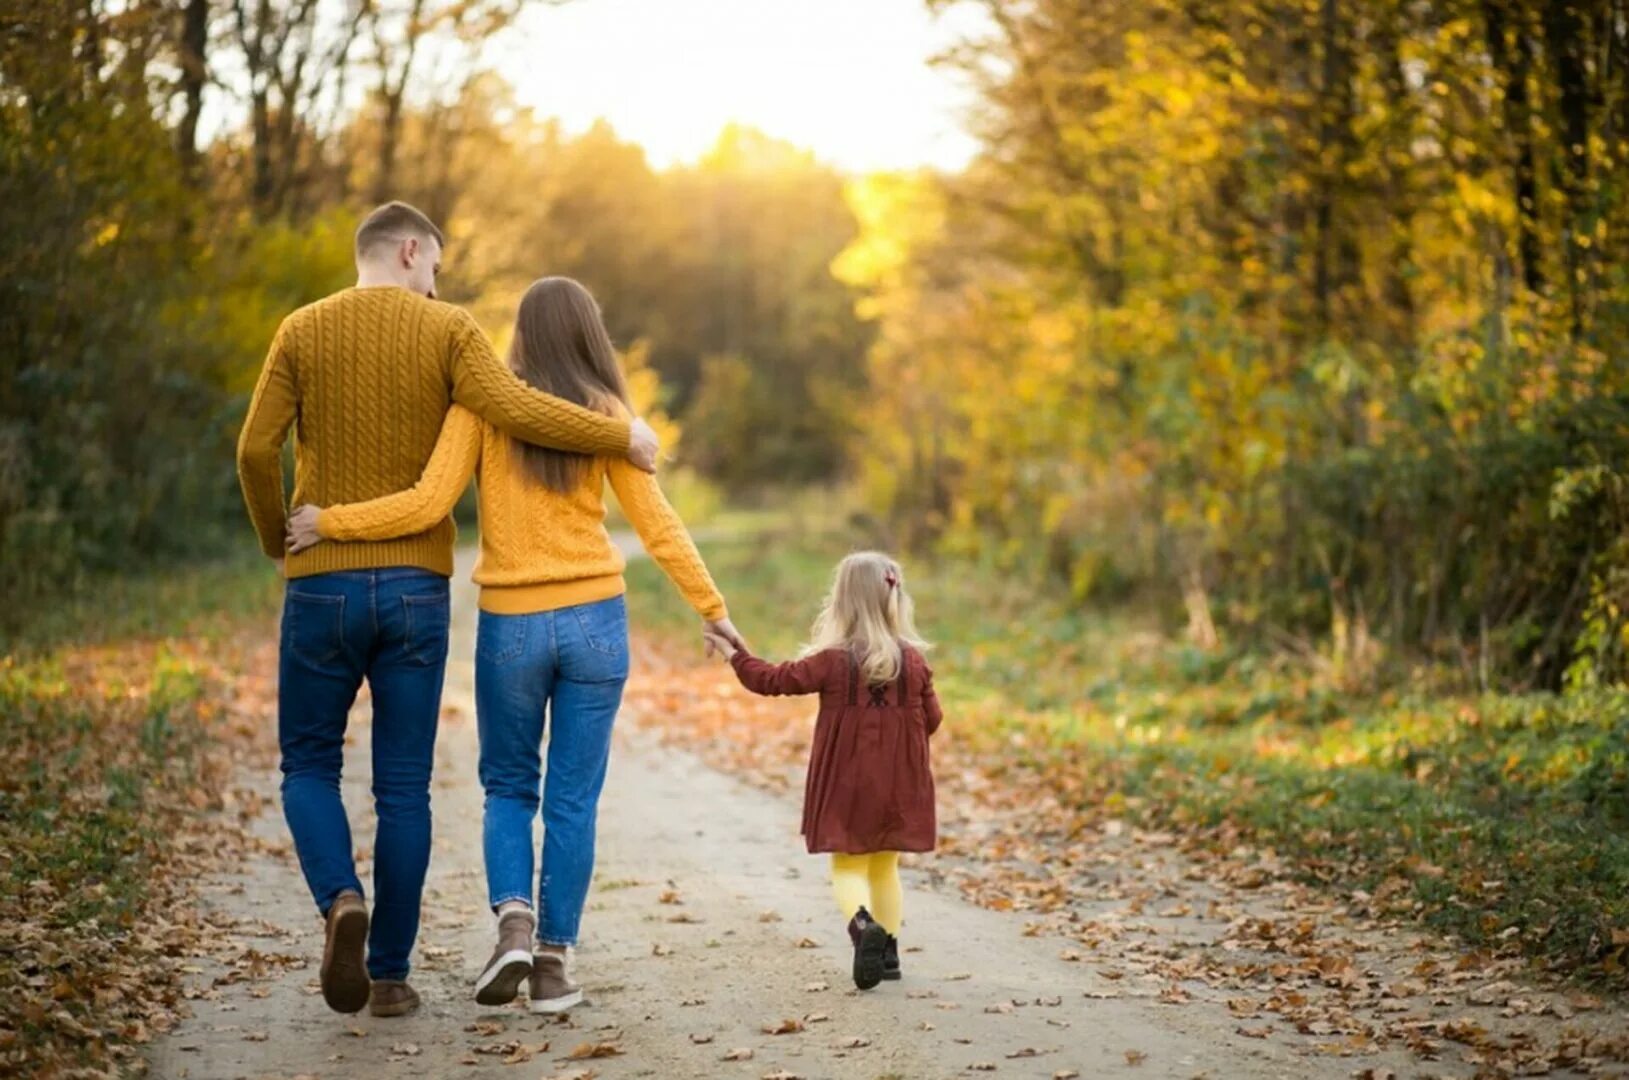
[705,616,747,652]
[701,629,739,661]
[285,505,325,554]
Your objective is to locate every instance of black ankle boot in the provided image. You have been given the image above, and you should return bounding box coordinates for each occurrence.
[881,934,901,980]
[847,907,888,990]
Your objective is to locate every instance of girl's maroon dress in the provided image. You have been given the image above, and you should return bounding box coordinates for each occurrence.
[729,645,942,854]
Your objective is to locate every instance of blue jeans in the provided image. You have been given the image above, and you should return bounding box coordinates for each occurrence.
[278,568,449,981]
[475,596,628,946]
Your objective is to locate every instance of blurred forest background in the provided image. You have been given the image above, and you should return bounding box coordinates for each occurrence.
[4,0,1628,694]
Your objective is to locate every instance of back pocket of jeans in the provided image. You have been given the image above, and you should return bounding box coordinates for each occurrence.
[285,592,346,667]
[476,613,528,666]
[402,593,450,667]
[574,597,628,658]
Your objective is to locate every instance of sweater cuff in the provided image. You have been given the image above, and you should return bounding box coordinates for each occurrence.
[583,417,632,457]
[605,421,633,457]
[315,508,341,540]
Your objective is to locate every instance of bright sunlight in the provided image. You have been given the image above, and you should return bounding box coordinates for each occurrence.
[493,0,985,171]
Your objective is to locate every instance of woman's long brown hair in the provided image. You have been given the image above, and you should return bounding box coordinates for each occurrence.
[506,277,630,492]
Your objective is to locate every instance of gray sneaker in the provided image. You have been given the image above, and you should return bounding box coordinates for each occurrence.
[528,949,583,1013]
[475,909,535,1006]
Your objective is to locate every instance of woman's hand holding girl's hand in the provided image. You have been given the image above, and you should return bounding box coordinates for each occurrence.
[701,629,739,661]
[285,505,325,554]
[704,616,747,652]
[701,616,746,660]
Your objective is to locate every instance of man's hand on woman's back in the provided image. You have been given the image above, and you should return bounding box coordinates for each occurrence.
[628,418,660,473]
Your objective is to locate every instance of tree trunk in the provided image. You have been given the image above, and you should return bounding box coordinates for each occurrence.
[371,0,428,205]
[1544,0,1592,337]
[374,90,405,203]
[176,0,208,180]
[75,0,102,81]
[1312,0,1356,335]
[1616,0,1629,155]
[1374,4,1418,353]
[251,89,273,212]
[1483,0,1544,294]
[1183,561,1219,651]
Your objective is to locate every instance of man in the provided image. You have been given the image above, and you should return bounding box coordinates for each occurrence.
[235,201,661,1019]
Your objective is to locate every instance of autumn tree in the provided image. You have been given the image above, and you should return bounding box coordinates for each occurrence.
[446,118,870,487]
[841,0,1629,686]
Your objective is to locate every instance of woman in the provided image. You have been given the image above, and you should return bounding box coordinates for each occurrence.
[285,277,738,1012]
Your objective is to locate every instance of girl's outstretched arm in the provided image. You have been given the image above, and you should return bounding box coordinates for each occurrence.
[729,649,833,697]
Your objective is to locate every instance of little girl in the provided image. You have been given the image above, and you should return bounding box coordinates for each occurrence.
[703,552,942,990]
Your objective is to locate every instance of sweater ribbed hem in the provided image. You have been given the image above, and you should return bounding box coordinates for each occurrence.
[285,530,455,580]
[478,574,627,615]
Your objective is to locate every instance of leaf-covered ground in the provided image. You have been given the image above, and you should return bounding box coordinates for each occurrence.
[10,529,1629,1077]
[1,557,283,1078]
[622,525,1629,1075]
[140,547,1333,1080]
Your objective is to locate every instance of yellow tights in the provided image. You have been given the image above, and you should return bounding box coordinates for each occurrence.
[830,852,902,935]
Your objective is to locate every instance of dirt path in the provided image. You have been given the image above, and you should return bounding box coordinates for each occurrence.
[145,547,1618,1079]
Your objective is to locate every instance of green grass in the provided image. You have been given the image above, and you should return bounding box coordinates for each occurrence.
[3,543,282,657]
[625,523,1629,983]
[3,653,196,919]
[624,525,847,654]
[1,546,279,913]
[2,544,282,1074]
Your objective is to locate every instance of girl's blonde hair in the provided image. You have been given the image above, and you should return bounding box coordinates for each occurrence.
[802,552,929,685]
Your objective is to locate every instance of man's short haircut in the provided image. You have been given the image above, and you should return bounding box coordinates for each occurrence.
[355,201,444,258]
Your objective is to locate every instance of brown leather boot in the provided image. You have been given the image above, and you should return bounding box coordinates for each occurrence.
[319,891,370,1014]
[369,978,421,1017]
[475,908,535,1006]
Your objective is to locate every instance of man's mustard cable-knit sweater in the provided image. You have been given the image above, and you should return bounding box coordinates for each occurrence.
[313,404,726,620]
[236,286,631,579]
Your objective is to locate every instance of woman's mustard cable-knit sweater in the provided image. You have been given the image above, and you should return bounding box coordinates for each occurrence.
[236,286,631,579]
[314,403,726,620]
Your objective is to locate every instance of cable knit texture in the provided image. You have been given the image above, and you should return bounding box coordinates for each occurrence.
[236,287,632,578]
[315,404,726,620]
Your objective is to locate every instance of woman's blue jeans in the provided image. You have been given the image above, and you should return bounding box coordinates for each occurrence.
[475,596,628,947]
